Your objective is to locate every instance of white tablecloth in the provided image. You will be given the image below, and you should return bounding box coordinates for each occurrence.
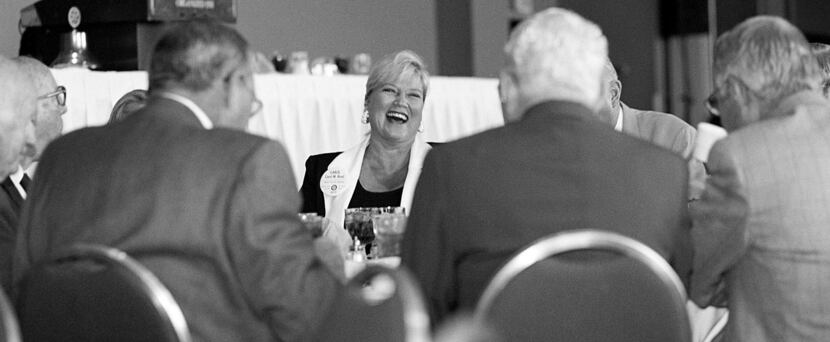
[52,69,504,186]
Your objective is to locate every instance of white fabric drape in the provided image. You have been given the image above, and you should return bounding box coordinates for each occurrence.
[52,70,504,186]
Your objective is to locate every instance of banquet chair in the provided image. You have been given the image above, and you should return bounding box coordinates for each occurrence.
[15,244,192,342]
[0,288,20,342]
[475,229,691,342]
[315,264,431,342]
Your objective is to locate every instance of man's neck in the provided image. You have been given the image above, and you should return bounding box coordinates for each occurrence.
[158,91,215,129]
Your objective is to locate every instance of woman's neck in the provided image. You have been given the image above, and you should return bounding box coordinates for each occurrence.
[359,138,412,192]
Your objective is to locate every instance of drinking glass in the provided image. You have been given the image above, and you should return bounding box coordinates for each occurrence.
[298,213,324,238]
[344,208,381,247]
[372,211,407,258]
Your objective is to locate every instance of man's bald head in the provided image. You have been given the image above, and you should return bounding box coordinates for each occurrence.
[13,56,65,165]
[0,56,37,178]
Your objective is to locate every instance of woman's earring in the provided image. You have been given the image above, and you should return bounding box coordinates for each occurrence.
[361,110,369,124]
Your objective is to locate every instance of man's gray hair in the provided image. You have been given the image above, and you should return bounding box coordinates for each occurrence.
[0,56,36,118]
[715,16,820,103]
[13,56,52,93]
[149,20,249,93]
[504,7,607,107]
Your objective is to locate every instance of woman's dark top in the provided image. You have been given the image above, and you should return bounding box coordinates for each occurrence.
[347,181,403,209]
[299,151,404,216]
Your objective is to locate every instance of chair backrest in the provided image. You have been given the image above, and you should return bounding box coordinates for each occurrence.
[0,288,20,342]
[15,244,192,342]
[475,229,691,342]
[315,264,431,342]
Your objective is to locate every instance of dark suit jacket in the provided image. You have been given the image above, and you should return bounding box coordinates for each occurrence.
[299,152,340,216]
[401,101,691,322]
[12,97,341,342]
[0,177,23,294]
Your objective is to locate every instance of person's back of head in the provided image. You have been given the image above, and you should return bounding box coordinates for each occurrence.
[499,7,608,123]
[148,19,258,129]
[0,55,37,178]
[713,16,820,130]
[108,89,148,124]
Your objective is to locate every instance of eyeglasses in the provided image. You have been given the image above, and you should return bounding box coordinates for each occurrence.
[222,66,262,116]
[250,98,263,116]
[38,85,67,107]
[705,91,721,117]
[705,77,735,117]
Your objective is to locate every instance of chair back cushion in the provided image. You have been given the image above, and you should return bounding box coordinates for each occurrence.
[487,251,687,341]
[15,245,190,342]
[477,230,690,342]
[315,264,429,342]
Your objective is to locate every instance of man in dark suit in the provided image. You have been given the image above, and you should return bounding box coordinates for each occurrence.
[0,57,66,294]
[0,56,37,295]
[12,20,343,341]
[401,8,691,322]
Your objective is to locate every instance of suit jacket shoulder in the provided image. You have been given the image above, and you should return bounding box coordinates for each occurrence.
[404,100,691,321]
[17,99,338,341]
[622,104,696,158]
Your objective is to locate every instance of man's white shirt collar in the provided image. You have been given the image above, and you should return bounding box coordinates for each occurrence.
[158,92,214,129]
[614,107,623,132]
[9,165,26,199]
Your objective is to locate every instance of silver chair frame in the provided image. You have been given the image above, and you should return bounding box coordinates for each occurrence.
[352,264,431,342]
[50,244,193,342]
[474,229,689,338]
[0,288,20,342]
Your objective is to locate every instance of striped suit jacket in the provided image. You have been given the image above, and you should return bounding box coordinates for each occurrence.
[690,91,830,341]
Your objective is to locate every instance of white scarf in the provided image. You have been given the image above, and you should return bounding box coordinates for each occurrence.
[322,134,432,230]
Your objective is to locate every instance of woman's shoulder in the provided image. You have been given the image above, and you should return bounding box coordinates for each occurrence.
[305,151,343,168]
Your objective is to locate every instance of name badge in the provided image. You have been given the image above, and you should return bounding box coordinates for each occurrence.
[320,168,348,196]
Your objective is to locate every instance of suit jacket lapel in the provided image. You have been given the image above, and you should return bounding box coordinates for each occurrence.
[620,103,641,136]
[1,177,23,210]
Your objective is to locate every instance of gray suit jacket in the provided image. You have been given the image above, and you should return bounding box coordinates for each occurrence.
[12,97,341,342]
[690,91,830,341]
[621,103,706,199]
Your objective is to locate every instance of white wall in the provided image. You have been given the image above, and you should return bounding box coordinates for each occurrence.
[0,1,439,73]
[471,0,508,78]
[235,1,437,72]
[0,0,33,58]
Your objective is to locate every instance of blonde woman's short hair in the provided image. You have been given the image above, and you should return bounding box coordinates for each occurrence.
[365,50,430,104]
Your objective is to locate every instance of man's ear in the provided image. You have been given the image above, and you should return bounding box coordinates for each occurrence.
[498,70,521,122]
[609,80,622,109]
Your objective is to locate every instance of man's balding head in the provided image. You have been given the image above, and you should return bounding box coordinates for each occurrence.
[148,20,259,129]
[0,56,37,178]
[14,56,66,166]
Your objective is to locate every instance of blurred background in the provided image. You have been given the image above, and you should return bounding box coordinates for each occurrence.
[1,0,829,127]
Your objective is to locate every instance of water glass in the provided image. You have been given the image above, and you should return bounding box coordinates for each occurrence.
[372,212,407,258]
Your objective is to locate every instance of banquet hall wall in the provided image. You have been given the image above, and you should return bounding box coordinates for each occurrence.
[0,0,439,76]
